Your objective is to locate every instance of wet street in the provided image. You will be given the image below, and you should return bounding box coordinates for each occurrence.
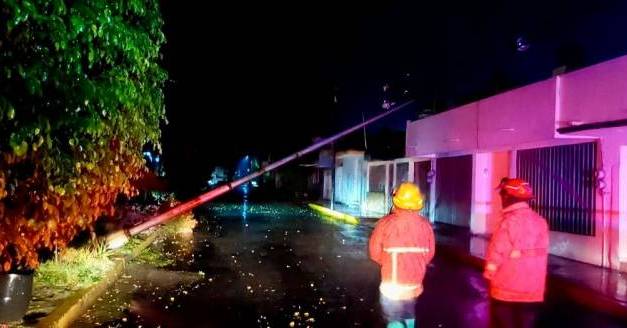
[75,203,627,327]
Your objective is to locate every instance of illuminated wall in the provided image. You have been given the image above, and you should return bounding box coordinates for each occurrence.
[405,54,627,270]
[333,151,366,208]
[471,152,509,235]
[620,146,627,268]
[365,162,391,215]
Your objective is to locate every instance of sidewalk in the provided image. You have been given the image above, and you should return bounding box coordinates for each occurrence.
[434,223,627,320]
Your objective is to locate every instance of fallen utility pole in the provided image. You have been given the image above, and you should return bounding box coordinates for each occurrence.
[106,100,415,248]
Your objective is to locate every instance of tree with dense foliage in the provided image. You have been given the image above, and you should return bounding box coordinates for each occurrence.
[0,0,167,272]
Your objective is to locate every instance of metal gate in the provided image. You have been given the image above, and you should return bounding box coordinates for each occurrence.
[366,163,389,215]
[517,142,597,236]
[435,155,472,227]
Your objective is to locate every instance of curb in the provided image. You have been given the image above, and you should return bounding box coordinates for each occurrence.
[36,229,163,328]
[436,243,627,321]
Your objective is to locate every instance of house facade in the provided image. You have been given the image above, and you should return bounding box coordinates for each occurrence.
[399,55,627,270]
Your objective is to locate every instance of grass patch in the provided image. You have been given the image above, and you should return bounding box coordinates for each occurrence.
[117,235,144,257]
[132,213,197,267]
[35,242,114,290]
[131,245,175,267]
[34,213,198,290]
[161,213,197,235]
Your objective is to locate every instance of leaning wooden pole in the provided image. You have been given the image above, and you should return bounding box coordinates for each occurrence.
[106,100,414,248]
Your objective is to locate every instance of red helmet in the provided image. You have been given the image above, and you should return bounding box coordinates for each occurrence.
[497,177,533,200]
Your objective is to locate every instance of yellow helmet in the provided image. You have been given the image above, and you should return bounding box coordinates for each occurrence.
[392,182,424,211]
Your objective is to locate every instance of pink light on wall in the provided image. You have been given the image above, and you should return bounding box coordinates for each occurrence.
[553,76,594,140]
[619,146,627,263]
[477,79,557,149]
[403,53,627,270]
[406,103,478,156]
[471,153,495,235]
[559,55,627,127]
[471,152,509,235]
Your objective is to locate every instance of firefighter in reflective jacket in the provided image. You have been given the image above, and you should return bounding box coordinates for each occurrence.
[484,178,549,328]
[369,182,435,328]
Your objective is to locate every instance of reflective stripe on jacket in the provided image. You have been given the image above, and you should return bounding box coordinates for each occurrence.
[485,202,549,302]
[369,209,435,300]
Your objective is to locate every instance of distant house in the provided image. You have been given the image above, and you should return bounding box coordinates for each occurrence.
[320,129,405,215]
[207,166,229,187]
[318,150,368,209]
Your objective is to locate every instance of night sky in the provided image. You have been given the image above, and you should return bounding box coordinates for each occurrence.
[159,0,627,189]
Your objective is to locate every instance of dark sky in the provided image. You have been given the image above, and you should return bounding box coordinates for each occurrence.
[159,0,627,188]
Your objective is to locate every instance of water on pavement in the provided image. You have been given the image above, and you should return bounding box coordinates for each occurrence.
[73,203,627,328]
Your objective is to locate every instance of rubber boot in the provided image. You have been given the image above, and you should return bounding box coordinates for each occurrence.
[386,321,406,328]
[404,319,415,328]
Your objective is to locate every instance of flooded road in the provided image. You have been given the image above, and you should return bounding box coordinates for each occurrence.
[75,203,627,327]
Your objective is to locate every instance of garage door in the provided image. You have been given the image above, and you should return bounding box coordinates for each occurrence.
[434,155,472,227]
[517,142,597,236]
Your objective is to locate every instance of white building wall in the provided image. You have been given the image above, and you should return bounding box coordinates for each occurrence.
[334,153,366,208]
[405,54,627,270]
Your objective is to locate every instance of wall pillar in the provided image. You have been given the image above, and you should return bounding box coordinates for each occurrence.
[471,152,510,234]
[618,146,627,270]
[428,158,437,223]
